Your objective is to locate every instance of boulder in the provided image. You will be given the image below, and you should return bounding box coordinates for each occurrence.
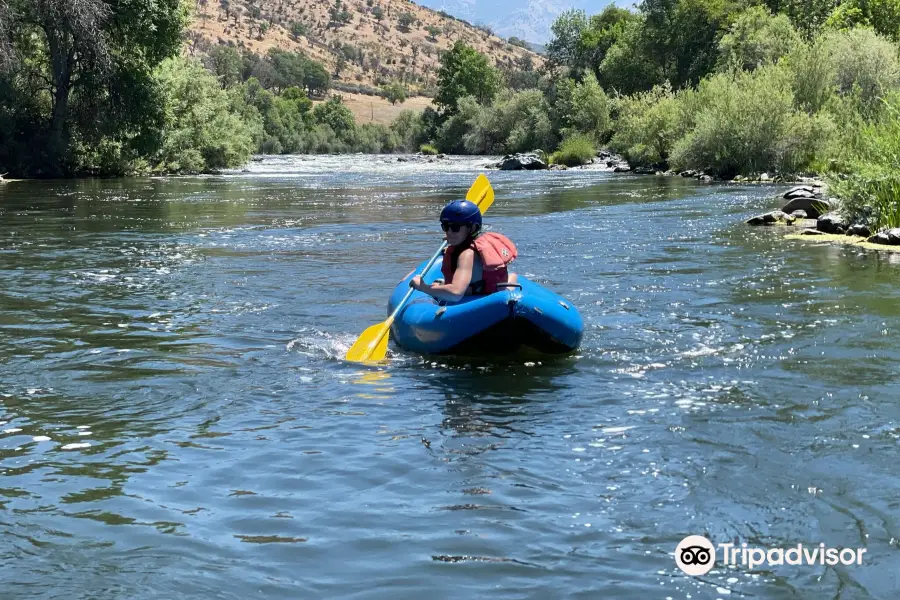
[783,197,831,218]
[699,174,714,182]
[867,228,900,245]
[791,210,808,218]
[613,165,631,173]
[497,153,547,171]
[816,212,849,234]
[633,165,656,175]
[746,210,796,225]
[680,170,697,178]
[783,185,818,200]
[847,224,872,237]
[801,228,826,235]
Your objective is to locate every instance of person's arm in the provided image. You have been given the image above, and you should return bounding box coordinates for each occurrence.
[411,248,474,303]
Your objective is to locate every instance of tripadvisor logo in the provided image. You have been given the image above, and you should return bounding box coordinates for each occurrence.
[674,535,868,576]
[675,535,716,576]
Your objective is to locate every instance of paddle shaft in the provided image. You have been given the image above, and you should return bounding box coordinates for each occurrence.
[379,240,448,339]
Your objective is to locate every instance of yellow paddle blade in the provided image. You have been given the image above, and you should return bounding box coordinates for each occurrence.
[466,173,494,213]
[345,320,391,363]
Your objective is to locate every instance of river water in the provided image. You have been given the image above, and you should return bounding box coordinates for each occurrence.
[1,155,899,599]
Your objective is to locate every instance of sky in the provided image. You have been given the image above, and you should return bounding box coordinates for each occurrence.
[415,0,626,45]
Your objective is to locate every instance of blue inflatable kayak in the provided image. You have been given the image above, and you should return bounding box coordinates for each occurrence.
[387,257,584,356]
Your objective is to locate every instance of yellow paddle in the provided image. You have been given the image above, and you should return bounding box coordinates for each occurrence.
[345,174,495,363]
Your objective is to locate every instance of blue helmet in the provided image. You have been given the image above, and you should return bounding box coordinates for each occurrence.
[440,199,482,228]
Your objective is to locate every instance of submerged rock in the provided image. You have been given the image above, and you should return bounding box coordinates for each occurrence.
[816,212,849,234]
[867,228,900,245]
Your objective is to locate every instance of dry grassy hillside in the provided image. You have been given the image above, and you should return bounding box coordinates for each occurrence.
[186,0,542,98]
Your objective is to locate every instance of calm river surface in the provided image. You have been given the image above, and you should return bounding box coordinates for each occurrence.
[2,155,899,599]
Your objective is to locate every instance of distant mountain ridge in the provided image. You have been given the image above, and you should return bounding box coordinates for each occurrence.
[419,0,605,45]
[186,0,543,97]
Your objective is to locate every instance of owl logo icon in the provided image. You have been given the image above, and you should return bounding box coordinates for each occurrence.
[675,535,716,576]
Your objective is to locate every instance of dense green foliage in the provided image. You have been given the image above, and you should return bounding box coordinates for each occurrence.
[0,0,188,176]
[434,41,500,113]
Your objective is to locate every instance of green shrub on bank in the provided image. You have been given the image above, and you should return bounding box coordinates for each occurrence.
[154,57,256,173]
[390,110,427,152]
[420,144,439,155]
[609,83,682,167]
[554,73,612,143]
[670,65,834,178]
[830,93,900,229]
[785,28,900,116]
[550,134,596,166]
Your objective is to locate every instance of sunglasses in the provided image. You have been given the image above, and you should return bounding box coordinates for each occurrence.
[440,222,467,232]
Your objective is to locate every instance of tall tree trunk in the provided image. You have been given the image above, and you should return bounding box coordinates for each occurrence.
[45,26,72,173]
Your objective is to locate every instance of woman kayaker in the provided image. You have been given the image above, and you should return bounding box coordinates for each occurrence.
[410,199,518,303]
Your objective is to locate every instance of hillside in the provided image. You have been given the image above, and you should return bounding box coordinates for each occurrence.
[186,0,543,99]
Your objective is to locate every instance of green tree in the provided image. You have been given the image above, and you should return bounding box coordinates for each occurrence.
[313,95,356,143]
[435,41,500,114]
[580,7,637,79]
[208,45,244,88]
[426,24,441,39]
[555,72,611,142]
[398,11,416,31]
[155,57,256,172]
[763,0,839,38]
[546,9,589,69]
[381,81,407,104]
[372,5,384,21]
[1,0,188,175]
[825,0,900,41]
[599,18,665,94]
[717,6,800,72]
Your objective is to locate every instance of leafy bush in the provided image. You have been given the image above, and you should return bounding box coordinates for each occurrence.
[785,28,900,116]
[716,7,800,73]
[419,143,439,155]
[390,110,426,152]
[829,93,900,228]
[550,134,596,166]
[553,72,611,143]
[669,65,833,178]
[609,82,683,167]
[312,95,356,143]
[154,57,256,173]
[494,89,555,153]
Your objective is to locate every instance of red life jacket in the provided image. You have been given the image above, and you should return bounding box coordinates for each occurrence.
[441,232,517,295]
